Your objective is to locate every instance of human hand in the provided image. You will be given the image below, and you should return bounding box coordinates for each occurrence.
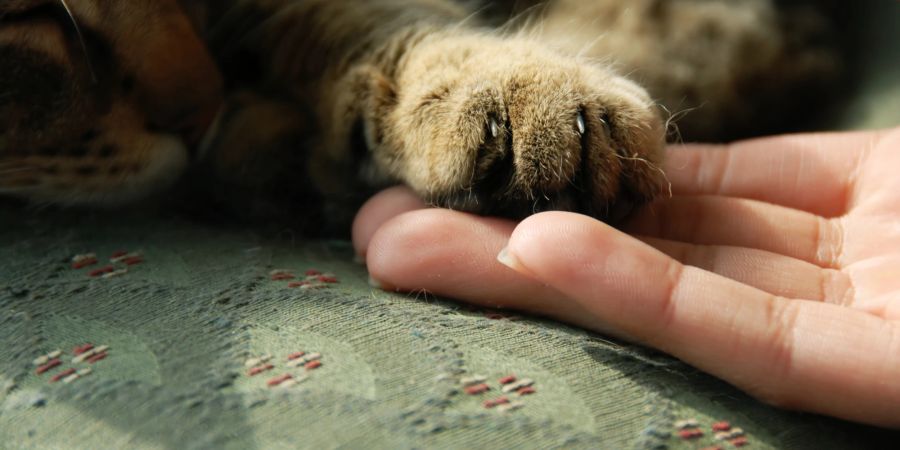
[352,128,900,428]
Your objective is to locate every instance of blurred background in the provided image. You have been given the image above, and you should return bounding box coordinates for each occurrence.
[828,0,900,130]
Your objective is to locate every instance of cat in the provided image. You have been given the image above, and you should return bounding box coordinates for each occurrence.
[0,0,839,233]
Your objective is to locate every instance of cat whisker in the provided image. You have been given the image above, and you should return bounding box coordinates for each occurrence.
[57,0,97,83]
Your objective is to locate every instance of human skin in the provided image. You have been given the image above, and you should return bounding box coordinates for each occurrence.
[352,127,900,429]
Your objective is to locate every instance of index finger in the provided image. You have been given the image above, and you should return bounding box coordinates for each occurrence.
[666,130,886,217]
[502,211,900,428]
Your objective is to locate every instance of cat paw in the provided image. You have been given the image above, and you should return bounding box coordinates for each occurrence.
[369,34,668,221]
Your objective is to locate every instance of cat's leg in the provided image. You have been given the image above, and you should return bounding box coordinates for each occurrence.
[205,0,667,221]
[187,91,362,232]
[527,0,841,141]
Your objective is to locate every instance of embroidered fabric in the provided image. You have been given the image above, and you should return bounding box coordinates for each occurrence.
[0,208,892,449]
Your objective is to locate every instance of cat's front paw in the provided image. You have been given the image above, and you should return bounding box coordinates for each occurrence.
[373,34,667,221]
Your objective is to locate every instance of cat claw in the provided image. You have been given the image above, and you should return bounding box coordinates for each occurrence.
[489,118,501,138]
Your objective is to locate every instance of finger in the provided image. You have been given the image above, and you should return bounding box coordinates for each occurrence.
[638,237,853,304]
[845,255,900,318]
[365,208,627,336]
[624,195,843,268]
[352,186,426,258]
[502,212,900,428]
[852,293,900,321]
[853,127,900,214]
[665,130,886,217]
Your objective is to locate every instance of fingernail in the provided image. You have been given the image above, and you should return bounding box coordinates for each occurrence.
[367,274,397,291]
[498,246,538,278]
[497,246,522,271]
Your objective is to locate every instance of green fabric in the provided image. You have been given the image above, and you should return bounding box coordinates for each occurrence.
[0,209,895,449]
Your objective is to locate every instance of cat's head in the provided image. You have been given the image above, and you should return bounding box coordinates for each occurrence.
[0,0,222,204]
[365,33,667,221]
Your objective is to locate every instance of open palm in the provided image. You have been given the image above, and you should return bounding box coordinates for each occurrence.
[353,128,900,428]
